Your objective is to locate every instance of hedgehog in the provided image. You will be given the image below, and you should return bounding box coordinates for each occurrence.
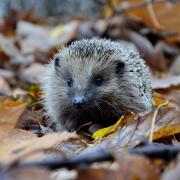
[42,38,153,132]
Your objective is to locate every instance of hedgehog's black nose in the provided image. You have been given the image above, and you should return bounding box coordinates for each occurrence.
[72,96,86,109]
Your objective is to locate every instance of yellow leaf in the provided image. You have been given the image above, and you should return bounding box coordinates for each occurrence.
[50,24,66,39]
[153,124,180,140]
[92,115,125,139]
[153,92,167,106]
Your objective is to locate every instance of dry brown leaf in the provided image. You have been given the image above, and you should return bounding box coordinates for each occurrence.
[170,55,180,76]
[153,92,167,106]
[0,47,10,67]
[103,0,123,18]
[16,109,45,130]
[0,69,14,79]
[104,1,180,42]
[0,131,77,163]
[3,99,25,107]
[0,34,19,58]
[78,154,159,180]
[1,167,52,180]
[125,1,180,42]
[78,168,117,180]
[115,153,159,180]
[156,87,180,108]
[0,102,26,138]
[0,130,37,162]
[139,106,180,141]
[124,30,168,71]
[153,124,180,140]
[161,158,180,180]
[109,105,180,147]
[17,21,51,53]
[19,63,46,83]
[0,77,11,95]
[152,76,180,89]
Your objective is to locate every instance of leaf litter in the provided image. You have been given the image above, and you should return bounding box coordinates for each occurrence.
[0,1,180,179]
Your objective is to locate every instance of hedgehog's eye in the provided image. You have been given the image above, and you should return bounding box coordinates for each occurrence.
[67,78,73,87]
[93,75,103,86]
[55,57,60,67]
[115,61,125,74]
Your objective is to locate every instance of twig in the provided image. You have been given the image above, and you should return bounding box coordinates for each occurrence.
[129,143,180,162]
[146,0,164,29]
[9,149,113,170]
[76,122,92,132]
[115,0,164,14]
[6,148,67,168]
[149,101,169,143]
[4,143,180,171]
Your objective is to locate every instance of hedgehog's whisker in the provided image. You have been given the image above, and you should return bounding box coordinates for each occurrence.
[95,101,103,114]
[100,99,119,116]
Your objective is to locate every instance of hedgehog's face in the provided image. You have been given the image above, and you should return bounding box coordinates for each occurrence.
[53,50,125,113]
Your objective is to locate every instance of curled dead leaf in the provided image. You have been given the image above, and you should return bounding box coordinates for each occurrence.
[92,115,125,140]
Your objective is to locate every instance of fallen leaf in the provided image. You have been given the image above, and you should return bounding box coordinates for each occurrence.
[11,54,35,65]
[3,99,25,107]
[0,102,26,138]
[0,77,11,95]
[17,21,51,53]
[153,92,167,106]
[52,169,77,180]
[77,150,159,180]
[0,69,14,79]
[19,63,46,83]
[161,158,180,180]
[93,115,125,139]
[124,30,168,71]
[0,34,19,58]
[0,47,10,68]
[153,124,180,140]
[50,21,78,44]
[103,105,180,148]
[0,131,77,163]
[114,153,159,180]
[125,1,180,42]
[152,76,180,89]
[1,167,52,180]
[156,87,180,108]
[170,55,180,75]
[78,168,116,180]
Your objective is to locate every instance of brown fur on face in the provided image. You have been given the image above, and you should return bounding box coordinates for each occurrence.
[42,38,153,132]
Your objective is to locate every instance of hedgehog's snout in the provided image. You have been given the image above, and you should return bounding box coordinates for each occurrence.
[72,96,87,109]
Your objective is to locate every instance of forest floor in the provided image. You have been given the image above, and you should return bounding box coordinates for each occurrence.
[0,1,180,179]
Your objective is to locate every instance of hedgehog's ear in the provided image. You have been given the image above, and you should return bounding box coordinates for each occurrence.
[54,56,60,67]
[115,61,125,74]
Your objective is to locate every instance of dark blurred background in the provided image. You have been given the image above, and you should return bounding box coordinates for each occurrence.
[0,0,106,20]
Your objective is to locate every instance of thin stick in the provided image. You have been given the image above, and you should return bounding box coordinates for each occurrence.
[146,0,164,29]
[115,0,164,14]
[149,101,169,143]
[76,122,92,132]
